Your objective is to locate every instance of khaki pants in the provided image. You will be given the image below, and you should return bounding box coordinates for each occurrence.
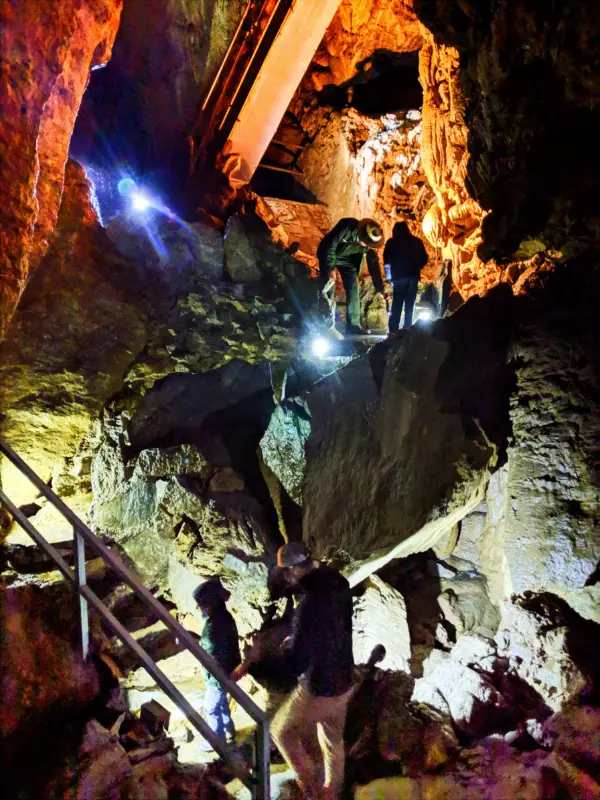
[271,684,353,800]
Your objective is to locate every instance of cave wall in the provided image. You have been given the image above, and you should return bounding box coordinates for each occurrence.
[288,0,440,275]
[306,0,422,91]
[415,0,600,296]
[73,0,246,182]
[0,161,147,512]
[0,0,123,340]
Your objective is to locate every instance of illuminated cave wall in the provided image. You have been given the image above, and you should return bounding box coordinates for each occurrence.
[286,0,440,276]
[0,0,123,340]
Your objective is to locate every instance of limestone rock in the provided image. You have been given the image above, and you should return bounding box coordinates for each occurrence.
[412,636,506,737]
[223,215,263,282]
[302,287,513,583]
[260,398,312,506]
[503,280,600,597]
[76,734,132,799]
[0,163,147,504]
[107,214,225,294]
[438,578,500,639]
[375,673,424,765]
[544,706,600,774]
[353,576,411,673]
[209,468,245,494]
[0,0,122,338]
[412,651,504,735]
[159,288,299,376]
[134,444,215,481]
[0,584,101,765]
[127,359,272,450]
[305,0,422,89]
[494,598,588,711]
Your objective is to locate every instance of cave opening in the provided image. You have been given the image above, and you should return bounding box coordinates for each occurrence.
[319,50,422,117]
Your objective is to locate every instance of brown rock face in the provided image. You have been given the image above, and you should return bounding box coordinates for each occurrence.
[0,0,122,340]
[309,0,422,90]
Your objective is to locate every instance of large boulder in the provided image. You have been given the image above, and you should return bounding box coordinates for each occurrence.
[126,359,272,450]
[411,636,507,737]
[494,596,592,711]
[259,398,312,506]
[353,576,411,673]
[303,287,513,584]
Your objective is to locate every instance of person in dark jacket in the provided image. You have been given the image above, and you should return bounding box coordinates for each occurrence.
[383,221,428,332]
[194,579,241,745]
[317,217,386,334]
[269,542,354,800]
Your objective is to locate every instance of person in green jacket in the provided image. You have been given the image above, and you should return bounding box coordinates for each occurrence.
[194,579,241,745]
[317,217,386,334]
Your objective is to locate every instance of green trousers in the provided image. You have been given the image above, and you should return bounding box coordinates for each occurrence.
[339,266,360,329]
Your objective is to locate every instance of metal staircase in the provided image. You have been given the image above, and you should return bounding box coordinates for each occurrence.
[0,436,270,800]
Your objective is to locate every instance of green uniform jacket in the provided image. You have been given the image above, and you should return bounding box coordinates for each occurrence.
[317,218,385,293]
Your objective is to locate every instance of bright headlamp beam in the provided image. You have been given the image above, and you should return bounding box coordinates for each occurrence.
[417,307,435,323]
[311,336,332,358]
[130,190,152,212]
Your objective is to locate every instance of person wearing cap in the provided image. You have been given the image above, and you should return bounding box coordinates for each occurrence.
[383,221,428,332]
[269,541,354,800]
[194,578,241,746]
[317,217,386,335]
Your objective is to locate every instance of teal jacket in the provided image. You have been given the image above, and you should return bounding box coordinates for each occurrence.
[200,606,241,687]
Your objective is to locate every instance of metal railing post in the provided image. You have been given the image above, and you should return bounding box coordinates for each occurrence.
[0,435,271,791]
[73,525,90,661]
[253,718,271,800]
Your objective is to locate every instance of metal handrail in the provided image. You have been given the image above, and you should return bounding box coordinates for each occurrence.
[0,436,270,799]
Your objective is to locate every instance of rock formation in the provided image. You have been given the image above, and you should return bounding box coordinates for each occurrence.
[0,0,123,339]
[1,0,600,796]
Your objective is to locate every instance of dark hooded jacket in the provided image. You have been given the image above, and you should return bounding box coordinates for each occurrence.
[383,222,428,281]
[287,565,354,697]
[318,218,385,293]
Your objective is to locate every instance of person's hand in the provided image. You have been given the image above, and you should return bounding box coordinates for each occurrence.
[231,663,249,682]
[243,636,264,664]
[281,636,293,651]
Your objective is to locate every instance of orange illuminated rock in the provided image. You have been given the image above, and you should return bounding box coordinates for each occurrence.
[313,0,423,89]
[418,30,498,299]
[0,0,123,340]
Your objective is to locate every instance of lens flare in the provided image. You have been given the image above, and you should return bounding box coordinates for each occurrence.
[130,190,152,212]
[312,336,332,358]
[417,306,435,323]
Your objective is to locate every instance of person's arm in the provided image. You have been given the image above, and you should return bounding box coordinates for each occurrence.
[231,635,263,682]
[366,247,386,294]
[418,240,429,272]
[285,596,312,677]
[383,241,392,282]
[318,220,352,276]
